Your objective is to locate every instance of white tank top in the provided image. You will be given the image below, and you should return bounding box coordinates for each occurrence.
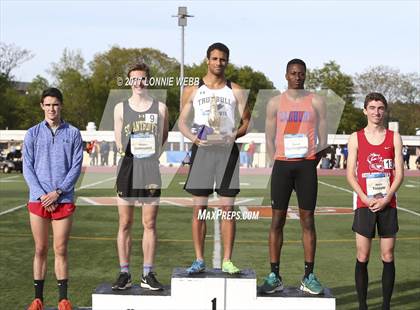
[192,79,237,134]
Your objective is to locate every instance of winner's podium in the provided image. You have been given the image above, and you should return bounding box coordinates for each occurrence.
[92,268,335,310]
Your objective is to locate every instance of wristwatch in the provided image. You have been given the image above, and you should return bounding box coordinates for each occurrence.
[55,188,63,196]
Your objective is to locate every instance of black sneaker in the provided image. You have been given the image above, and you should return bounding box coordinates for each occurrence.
[112,272,132,290]
[140,272,164,291]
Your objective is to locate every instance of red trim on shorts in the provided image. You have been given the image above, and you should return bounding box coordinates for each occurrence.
[27,202,76,220]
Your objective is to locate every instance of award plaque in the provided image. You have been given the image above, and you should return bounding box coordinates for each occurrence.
[207,95,224,143]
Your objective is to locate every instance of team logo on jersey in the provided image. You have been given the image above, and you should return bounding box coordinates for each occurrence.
[367,153,384,172]
[278,111,312,122]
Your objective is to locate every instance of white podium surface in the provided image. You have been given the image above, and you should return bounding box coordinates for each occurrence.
[92,268,335,310]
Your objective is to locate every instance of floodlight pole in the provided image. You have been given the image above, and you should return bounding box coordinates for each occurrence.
[173,7,193,152]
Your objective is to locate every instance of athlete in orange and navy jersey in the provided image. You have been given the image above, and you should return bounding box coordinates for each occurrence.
[261,59,327,296]
[274,91,318,161]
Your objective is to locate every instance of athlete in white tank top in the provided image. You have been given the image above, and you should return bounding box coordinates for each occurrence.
[192,80,236,135]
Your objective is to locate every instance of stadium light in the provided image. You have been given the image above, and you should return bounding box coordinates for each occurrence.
[172,7,193,151]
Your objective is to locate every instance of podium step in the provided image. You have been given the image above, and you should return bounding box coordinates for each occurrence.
[92,268,336,309]
[94,283,171,296]
[258,286,334,298]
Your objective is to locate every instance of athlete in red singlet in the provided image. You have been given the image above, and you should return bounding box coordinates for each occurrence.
[347,92,404,310]
[355,129,397,209]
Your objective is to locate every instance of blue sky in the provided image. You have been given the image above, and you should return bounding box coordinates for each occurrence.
[1,0,419,89]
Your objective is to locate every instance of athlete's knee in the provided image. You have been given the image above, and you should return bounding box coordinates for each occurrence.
[53,242,68,258]
[119,217,133,231]
[270,217,286,233]
[356,247,370,262]
[381,251,394,262]
[34,244,48,258]
[300,212,315,231]
[301,219,315,231]
[356,254,370,262]
[142,217,156,231]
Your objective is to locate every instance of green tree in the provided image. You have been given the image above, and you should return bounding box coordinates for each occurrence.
[0,42,34,79]
[0,43,35,129]
[89,46,180,128]
[0,74,19,129]
[388,103,420,135]
[354,66,420,135]
[355,66,420,104]
[13,75,49,129]
[307,61,365,134]
[50,49,93,129]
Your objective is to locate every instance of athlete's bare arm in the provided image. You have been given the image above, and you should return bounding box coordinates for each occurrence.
[114,102,124,152]
[370,132,404,212]
[312,94,327,151]
[265,95,279,165]
[232,82,251,140]
[178,85,204,145]
[158,102,169,154]
[346,132,376,207]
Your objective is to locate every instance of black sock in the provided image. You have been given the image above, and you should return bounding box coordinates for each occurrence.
[57,279,68,301]
[34,280,44,302]
[270,262,280,278]
[304,261,314,279]
[355,260,369,310]
[382,261,395,310]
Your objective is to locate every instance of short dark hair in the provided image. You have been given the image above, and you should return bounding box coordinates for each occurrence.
[41,88,63,104]
[206,42,230,61]
[286,59,306,73]
[127,62,150,79]
[364,92,388,109]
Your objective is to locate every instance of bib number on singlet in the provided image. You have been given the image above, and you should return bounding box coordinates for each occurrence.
[383,159,394,169]
[365,173,390,199]
[144,113,158,124]
[130,133,155,158]
[284,134,308,158]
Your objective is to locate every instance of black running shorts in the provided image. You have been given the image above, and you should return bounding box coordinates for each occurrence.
[116,156,161,200]
[271,159,318,211]
[352,206,398,238]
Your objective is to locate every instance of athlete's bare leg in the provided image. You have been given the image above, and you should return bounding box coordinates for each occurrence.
[219,196,235,260]
[30,213,50,280]
[142,200,159,266]
[192,196,208,260]
[299,209,316,262]
[51,216,73,279]
[269,209,287,262]
[117,197,135,266]
[356,233,372,262]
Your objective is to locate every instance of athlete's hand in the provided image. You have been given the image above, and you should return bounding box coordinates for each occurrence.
[369,197,390,213]
[223,134,236,145]
[194,138,209,147]
[44,202,58,213]
[361,196,376,208]
[41,191,60,208]
[315,148,327,165]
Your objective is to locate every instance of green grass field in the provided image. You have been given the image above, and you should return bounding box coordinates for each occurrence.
[0,170,419,309]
